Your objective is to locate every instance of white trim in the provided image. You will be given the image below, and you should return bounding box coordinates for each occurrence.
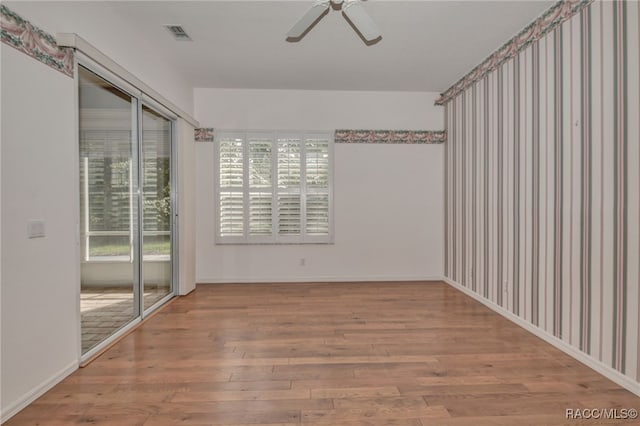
[141,94,178,122]
[197,275,443,284]
[442,277,640,397]
[56,33,198,128]
[76,52,140,99]
[73,56,83,363]
[0,360,78,424]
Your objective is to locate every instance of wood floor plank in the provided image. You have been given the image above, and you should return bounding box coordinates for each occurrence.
[310,386,401,399]
[143,410,301,425]
[5,282,639,426]
[301,404,450,424]
[169,389,311,402]
[419,414,573,426]
[308,420,423,426]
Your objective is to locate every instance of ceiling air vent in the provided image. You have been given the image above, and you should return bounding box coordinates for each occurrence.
[165,25,192,41]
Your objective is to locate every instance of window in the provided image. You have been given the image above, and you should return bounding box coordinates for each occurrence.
[215,131,333,244]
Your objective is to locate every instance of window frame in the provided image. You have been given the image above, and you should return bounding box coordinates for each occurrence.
[214,130,334,245]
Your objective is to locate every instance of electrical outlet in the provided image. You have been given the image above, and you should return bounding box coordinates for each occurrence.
[299,258,306,266]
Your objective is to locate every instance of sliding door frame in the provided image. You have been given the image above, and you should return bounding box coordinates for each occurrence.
[138,95,179,316]
[76,52,178,363]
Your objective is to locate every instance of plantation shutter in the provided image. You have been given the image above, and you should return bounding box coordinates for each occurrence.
[215,131,332,244]
[248,136,273,238]
[305,137,330,236]
[277,137,302,238]
[218,136,244,237]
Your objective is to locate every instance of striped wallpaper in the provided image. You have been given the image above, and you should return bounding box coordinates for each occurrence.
[444,0,640,385]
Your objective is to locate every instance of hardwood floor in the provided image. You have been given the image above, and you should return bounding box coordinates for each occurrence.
[7,282,639,425]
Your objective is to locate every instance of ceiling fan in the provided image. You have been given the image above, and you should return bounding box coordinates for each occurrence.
[286,0,382,45]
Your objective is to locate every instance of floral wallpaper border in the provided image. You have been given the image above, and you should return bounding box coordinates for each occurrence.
[435,0,593,106]
[334,130,446,144]
[1,5,74,78]
[195,128,215,142]
[196,128,446,144]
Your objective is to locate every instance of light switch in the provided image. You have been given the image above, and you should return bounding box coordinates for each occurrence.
[27,220,46,239]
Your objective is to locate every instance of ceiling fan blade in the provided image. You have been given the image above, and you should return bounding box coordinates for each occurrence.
[342,1,381,43]
[286,2,330,40]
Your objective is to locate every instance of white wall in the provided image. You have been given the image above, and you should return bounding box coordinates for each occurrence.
[177,118,197,295]
[1,46,79,420]
[194,89,444,283]
[5,1,194,116]
[0,30,4,417]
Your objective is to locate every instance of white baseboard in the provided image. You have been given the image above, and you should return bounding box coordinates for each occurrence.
[442,276,640,397]
[197,275,444,284]
[1,360,78,423]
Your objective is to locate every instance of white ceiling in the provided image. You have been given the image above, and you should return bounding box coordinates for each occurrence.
[10,1,554,93]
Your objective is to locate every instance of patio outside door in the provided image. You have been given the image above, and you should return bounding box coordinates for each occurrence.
[141,105,173,310]
[78,65,175,357]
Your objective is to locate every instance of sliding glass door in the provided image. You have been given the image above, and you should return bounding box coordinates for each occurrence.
[141,106,173,309]
[79,65,174,356]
